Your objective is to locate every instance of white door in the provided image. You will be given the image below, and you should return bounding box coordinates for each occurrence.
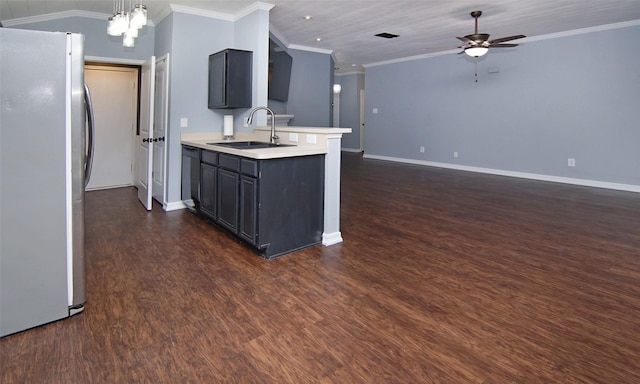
[84,65,138,190]
[152,55,169,206]
[137,56,156,210]
[359,89,365,152]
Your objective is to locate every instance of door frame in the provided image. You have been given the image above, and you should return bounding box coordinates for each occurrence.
[86,55,169,210]
[84,63,139,190]
[86,56,144,192]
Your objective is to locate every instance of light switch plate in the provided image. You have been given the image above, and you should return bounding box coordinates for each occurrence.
[180,117,188,128]
[289,133,299,142]
[306,134,317,144]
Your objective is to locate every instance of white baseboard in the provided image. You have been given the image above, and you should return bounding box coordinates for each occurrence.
[164,200,187,211]
[362,154,640,193]
[322,232,343,246]
[341,148,363,153]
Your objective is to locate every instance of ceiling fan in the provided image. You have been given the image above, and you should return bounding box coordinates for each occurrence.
[457,11,526,57]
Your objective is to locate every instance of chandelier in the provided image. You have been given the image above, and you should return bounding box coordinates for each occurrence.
[107,1,148,48]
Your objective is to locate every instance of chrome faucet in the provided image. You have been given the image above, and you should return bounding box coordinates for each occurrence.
[247,106,279,144]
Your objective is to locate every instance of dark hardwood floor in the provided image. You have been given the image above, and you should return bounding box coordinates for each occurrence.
[2,152,639,383]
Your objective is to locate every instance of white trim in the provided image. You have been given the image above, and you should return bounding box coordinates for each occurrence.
[288,44,333,55]
[169,2,273,22]
[322,231,343,246]
[234,2,274,19]
[1,9,156,27]
[164,201,187,211]
[341,148,362,153]
[169,4,234,21]
[365,19,640,68]
[335,70,365,76]
[520,19,640,44]
[2,10,104,26]
[85,55,145,66]
[365,49,458,68]
[269,25,289,47]
[362,154,640,193]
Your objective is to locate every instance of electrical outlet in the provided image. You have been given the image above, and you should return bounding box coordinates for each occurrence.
[180,117,188,128]
[289,133,298,142]
[420,146,425,153]
[306,134,317,144]
[243,117,249,127]
[568,158,576,167]
[454,151,459,158]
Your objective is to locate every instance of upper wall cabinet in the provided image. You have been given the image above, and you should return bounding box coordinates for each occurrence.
[208,49,252,109]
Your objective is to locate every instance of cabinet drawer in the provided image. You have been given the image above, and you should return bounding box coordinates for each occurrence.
[218,153,240,172]
[241,159,259,177]
[201,150,217,165]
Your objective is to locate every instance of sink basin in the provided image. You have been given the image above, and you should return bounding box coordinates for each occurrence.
[208,141,295,149]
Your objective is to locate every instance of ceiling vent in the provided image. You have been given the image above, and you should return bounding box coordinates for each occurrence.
[375,32,399,39]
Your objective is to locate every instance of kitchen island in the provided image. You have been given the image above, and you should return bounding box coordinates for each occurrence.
[181,126,351,258]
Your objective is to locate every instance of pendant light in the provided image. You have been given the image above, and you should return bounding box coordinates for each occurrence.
[107,0,147,48]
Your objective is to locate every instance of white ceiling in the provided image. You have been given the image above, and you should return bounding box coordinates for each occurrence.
[2,0,640,73]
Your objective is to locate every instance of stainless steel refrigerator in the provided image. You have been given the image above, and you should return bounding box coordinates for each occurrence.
[1,28,94,337]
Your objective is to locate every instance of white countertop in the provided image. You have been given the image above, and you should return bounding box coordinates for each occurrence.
[181,132,326,160]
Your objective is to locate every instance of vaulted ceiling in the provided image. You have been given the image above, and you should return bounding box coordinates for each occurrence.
[2,0,640,73]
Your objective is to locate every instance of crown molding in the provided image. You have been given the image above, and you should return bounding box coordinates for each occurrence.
[269,24,288,47]
[288,44,333,55]
[364,49,457,68]
[335,70,365,76]
[521,19,640,43]
[235,2,274,19]
[169,2,273,22]
[365,19,640,69]
[1,10,106,27]
[169,4,234,21]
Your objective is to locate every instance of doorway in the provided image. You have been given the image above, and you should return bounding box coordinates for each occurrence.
[84,64,139,190]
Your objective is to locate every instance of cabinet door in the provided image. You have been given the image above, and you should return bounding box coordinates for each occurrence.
[239,175,258,245]
[208,52,225,108]
[217,169,239,233]
[200,163,217,220]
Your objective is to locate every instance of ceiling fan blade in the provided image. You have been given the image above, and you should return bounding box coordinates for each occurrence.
[488,34,526,44]
[456,36,472,43]
[490,43,519,48]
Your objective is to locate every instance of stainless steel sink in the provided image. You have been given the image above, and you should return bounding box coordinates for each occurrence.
[208,141,295,149]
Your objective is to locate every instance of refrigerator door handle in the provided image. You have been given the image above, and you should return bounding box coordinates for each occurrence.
[84,83,95,187]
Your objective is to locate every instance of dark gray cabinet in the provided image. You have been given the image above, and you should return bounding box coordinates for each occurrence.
[217,169,240,233]
[217,154,240,233]
[208,49,252,109]
[181,145,325,259]
[181,146,200,211]
[199,151,217,220]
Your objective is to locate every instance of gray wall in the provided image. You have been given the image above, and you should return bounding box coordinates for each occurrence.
[337,72,365,150]
[264,34,334,125]
[11,16,154,60]
[286,48,333,127]
[160,10,270,204]
[364,24,640,188]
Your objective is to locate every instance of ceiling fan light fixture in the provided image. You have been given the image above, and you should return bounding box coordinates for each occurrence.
[464,46,488,57]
